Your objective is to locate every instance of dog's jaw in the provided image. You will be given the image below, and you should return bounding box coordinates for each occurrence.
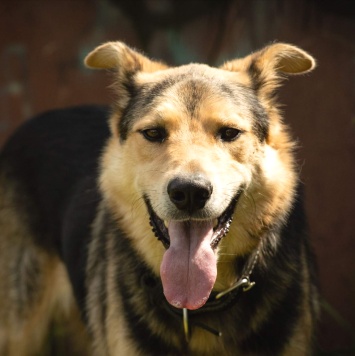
[145,192,241,310]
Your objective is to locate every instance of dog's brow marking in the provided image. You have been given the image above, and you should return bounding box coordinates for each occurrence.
[119,75,183,141]
[184,81,203,117]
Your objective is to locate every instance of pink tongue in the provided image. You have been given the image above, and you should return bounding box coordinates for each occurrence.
[160,220,216,310]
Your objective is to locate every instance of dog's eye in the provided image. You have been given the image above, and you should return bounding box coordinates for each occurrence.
[141,128,167,143]
[218,127,241,142]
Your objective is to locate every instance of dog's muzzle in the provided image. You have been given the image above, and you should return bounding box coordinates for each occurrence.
[146,185,242,251]
[145,179,243,310]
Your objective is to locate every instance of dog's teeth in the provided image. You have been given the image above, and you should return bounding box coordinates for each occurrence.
[213,219,218,228]
[164,220,169,228]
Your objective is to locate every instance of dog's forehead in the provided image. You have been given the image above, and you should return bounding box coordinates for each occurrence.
[137,63,246,95]
[138,63,231,80]
[119,64,268,141]
[136,64,254,113]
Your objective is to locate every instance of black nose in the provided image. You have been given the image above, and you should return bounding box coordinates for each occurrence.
[167,176,213,212]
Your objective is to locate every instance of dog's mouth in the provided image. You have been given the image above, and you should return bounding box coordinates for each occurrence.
[145,192,241,310]
[147,196,239,251]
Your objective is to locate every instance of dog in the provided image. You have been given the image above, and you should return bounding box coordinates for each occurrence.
[0,41,318,355]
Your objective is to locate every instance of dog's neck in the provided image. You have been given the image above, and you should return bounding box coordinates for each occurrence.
[140,240,261,342]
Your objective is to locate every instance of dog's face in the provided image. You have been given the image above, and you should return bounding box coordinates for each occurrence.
[131,65,261,221]
[86,42,315,310]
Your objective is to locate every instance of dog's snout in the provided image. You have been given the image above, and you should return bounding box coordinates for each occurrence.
[167,176,213,212]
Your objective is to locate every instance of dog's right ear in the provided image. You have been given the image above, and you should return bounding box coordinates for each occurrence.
[85,42,168,109]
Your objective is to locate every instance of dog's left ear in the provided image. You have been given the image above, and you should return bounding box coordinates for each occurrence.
[221,43,316,100]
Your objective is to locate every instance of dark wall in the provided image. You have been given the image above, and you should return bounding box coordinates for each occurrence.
[1,0,354,353]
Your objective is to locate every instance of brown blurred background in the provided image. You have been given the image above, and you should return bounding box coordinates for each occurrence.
[0,0,354,354]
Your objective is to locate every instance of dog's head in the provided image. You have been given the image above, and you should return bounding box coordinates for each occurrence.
[85,42,315,310]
